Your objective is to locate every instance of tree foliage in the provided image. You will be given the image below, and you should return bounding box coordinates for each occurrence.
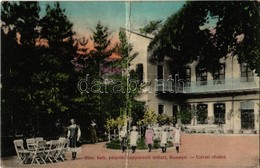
[1,2,41,136]
[149,1,260,74]
[1,2,145,141]
[139,20,162,35]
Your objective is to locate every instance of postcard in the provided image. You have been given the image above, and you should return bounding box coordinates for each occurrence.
[1,1,259,168]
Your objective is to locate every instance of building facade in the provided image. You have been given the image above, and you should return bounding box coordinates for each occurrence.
[127,29,259,134]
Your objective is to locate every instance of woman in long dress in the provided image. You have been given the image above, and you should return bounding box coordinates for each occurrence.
[145,125,154,152]
[129,126,138,153]
[90,120,98,144]
[67,119,81,160]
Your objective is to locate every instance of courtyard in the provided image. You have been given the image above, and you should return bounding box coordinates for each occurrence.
[1,134,259,168]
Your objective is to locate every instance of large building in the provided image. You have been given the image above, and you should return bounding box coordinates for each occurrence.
[127,29,259,134]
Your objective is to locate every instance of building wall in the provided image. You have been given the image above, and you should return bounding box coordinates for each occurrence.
[126,29,259,133]
[126,30,151,104]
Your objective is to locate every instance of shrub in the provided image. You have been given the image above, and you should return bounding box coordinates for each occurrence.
[106,139,121,149]
[153,139,160,149]
[137,138,148,150]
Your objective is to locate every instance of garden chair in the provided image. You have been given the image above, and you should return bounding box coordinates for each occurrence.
[13,139,31,165]
[26,138,36,151]
[30,140,47,165]
[55,137,69,161]
[35,137,44,141]
[45,140,60,163]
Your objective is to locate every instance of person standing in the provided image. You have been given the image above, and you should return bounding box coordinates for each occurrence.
[90,120,98,144]
[160,126,168,153]
[67,119,81,160]
[173,126,182,153]
[129,126,138,153]
[119,126,127,153]
[145,125,154,152]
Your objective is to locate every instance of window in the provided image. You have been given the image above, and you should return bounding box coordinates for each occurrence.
[157,65,164,91]
[157,65,164,80]
[240,101,255,129]
[240,63,253,82]
[136,64,143,83]
[196,66,207,86]
[197,104,208,124]
[177,68,191,87]
[213,64,225,84]
[158,104,164,115]
[214,103,225,124]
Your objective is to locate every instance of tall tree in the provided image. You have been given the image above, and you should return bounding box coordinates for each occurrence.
[30,2,77,136]
[1,1,41,136]
[103,29,144,126]
[149,1,260,74]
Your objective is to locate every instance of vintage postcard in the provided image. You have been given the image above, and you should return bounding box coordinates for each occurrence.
[1,1,259,168]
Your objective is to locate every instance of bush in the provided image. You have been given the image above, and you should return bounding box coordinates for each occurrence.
[137,138,148,150]
[106,139,121,149]
[153,139,160,149]
[167,140,173,148]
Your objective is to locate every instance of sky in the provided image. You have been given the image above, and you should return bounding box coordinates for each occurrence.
[39,1,186,38]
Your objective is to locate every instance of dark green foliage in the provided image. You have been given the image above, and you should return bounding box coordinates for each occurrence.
[136,138,148,150]
[139,20,162,35]
[153,139,160,149]
[167,141,173,148]
[149,1,260,75]
[1,2,145,142]
[106,139,122,150]
[40,2,74,47]
[178,109,192,125]
[1,2,41,137]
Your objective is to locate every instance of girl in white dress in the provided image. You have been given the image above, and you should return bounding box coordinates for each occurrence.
[160,126,168,153]
[119,126,127,153]
[173,126,182,153]
[129,126,138,153]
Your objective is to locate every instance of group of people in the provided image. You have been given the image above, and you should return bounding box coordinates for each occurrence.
[66,118,182,160]
[119,125,182,154]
